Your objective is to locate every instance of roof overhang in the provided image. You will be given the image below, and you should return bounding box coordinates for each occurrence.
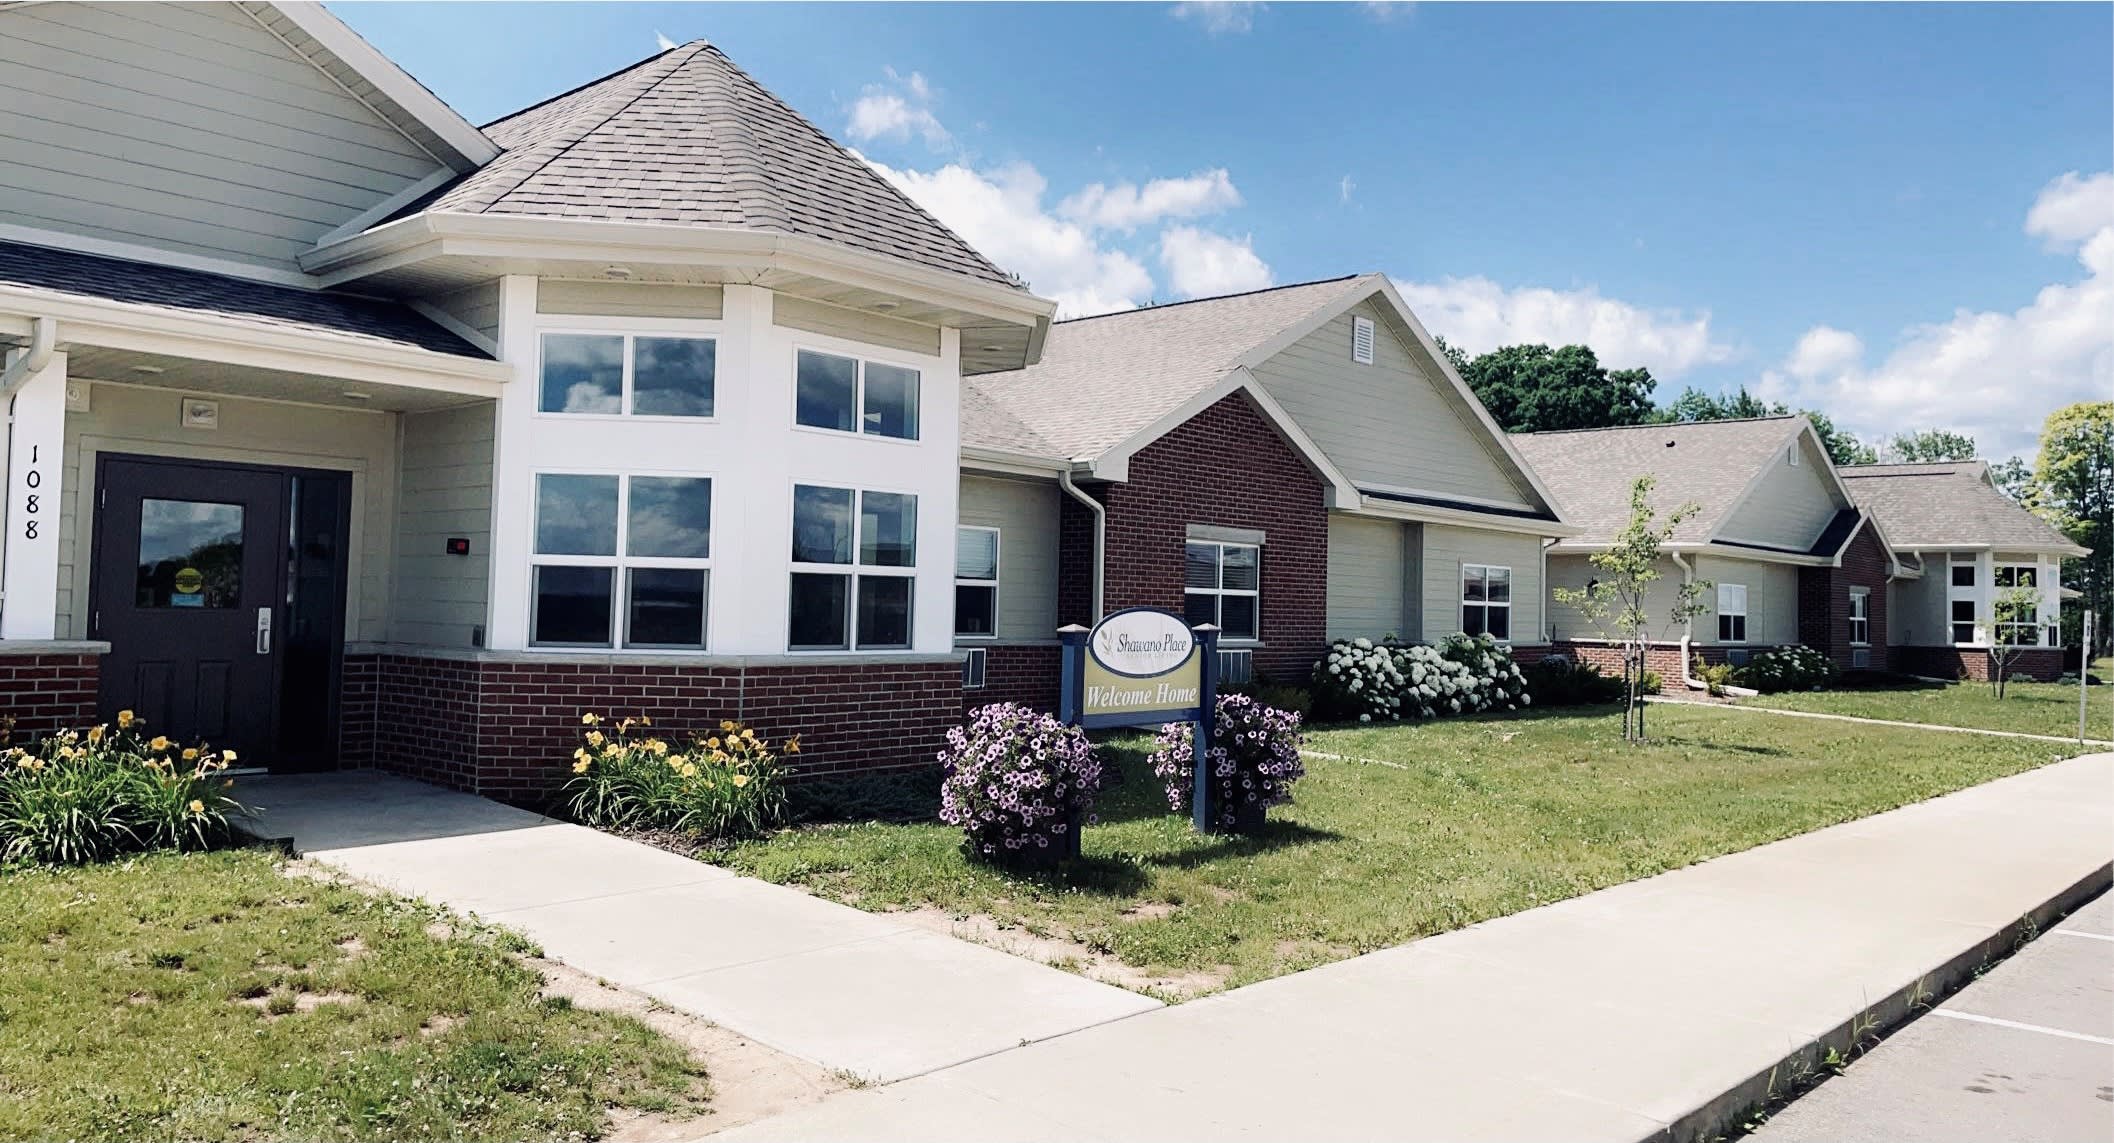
[1895,540,2091,558]
[1346,494,1579,538]
[1548,539,1840,568]
[959,447,1067,479]
[300,213,1056,374]
[260,2,499,172]
[1078,367,1360,508]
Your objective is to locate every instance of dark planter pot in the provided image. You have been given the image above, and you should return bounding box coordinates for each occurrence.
[991,811,1084,871]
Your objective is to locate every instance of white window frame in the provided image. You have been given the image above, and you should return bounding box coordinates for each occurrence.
[1992,562,2043,646]
[954,525,1001,641]
[1948,552,1981,645]
[1459,563,1514,642]
[528,469,715,650]
[789,343,924,444]
[1848,587,1870,646]
[787,481,919,652]
[1184,541,1261,643]
[534,328,721,421]
[1717,583,1748,644]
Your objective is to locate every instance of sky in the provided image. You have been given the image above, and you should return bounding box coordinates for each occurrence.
[333,2,2114,459]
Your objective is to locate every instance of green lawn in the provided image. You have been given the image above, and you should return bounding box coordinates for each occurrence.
[721,705,2078,994]
[1745,675,2113,742]
[0,849,706,1143]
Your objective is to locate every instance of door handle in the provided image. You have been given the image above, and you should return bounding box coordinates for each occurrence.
[256,607,273,655]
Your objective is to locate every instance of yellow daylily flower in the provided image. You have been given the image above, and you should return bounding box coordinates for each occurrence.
[638,715,651,726]
[731,773,750,788]
[581,712,601,726]
[221,749,238,763]
[574,747,592,763]
[719,719,735,733]
[585,730,605,747]
[149,736,170,751]
[181,748,199,761]
[706,737,720,749]
[785,737,801,754]
[117,710,137,729]
[571,759,591,774]
[679,761,698,777]
[187,800,205,814]
[87,725,106,744]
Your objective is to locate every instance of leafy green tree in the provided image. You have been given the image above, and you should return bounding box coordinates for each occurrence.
[1654,386,1875,465]
[1433,335,1472,376]
[1988,457,2036,503]
[2032,401,2114,655]
[1887,429,1978,463]
[1457,344,1657,433]
[1984,585,2045,699]
[1803,410,1878,466]
[1552,475,1709,742]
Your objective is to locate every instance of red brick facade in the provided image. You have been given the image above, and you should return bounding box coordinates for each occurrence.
[962,643,1061,715]
[1798,522,1892,675]
[0,650,102,741]
[1893,645,2065,683]
[1549,641,1721,693]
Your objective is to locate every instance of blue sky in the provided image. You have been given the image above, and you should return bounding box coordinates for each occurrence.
[334,2,2113,457]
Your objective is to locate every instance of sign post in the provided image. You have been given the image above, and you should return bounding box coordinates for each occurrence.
[1059,608,1224,832]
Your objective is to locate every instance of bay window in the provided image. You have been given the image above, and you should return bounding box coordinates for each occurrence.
[955,526,1000,639]
[1184,542,1259,641]
[539,333,716,416]
[1717,583,1748,643]
[1461,564,1512,640]
[790,484,917,650]
[795,348,920,440]
[531,473,712,648]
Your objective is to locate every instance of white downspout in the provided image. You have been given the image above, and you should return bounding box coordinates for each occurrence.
[0,316,58,626]
[1058,468,1105,621]
[1539,537,1556,642]
[1671,551,1756,697]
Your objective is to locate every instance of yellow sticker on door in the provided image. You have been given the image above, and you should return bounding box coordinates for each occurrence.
[172,566,205,607]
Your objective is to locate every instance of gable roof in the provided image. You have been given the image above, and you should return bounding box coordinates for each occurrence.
[1840,461,2087,555]
[389,42,1019,291]
[1510,416,1816,547]
[260,2,499,172]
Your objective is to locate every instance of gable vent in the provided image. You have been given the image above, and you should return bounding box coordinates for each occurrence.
[1351,315,1376,365]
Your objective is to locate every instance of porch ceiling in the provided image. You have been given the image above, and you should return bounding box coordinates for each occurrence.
[67,345,488,414]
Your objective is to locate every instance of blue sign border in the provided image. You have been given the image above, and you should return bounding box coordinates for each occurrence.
[1083,605,1202,680]
[1059,609,1223,832]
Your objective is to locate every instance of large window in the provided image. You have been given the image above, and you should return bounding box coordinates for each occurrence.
[790,484,917,650]
[1184,541,1259,641]
[1460,564,1512,640]
[539,333,717,417]
[531,473,713,648]
[1994,564,2041,645]
[1951,599,1977,644]
[1717,583,1748,643]
[954,526,1000,639]
[1848,588,1870,646]
[795,349,920,441]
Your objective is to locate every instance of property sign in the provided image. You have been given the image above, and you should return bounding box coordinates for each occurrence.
[1057,607,1222,830]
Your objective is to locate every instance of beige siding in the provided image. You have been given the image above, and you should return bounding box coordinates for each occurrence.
[1326,514,1414,641]
[957,474,1059,641]
[424,281,502,343]
[390,403,493,647]
[1546,553,1692,644]
[536,280,725,320]
[1251,299,1538,508]
[0,2,444,270]
[1890,562,1949,646]
[1420,524,1544,644]
[1717,434,1843,549]
[56,381,397,642]
[774,295,942,357]
[1693,555,1799,646]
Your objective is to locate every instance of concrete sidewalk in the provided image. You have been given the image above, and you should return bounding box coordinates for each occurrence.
[715,752,2114,1143]
[235,772,1158,1082]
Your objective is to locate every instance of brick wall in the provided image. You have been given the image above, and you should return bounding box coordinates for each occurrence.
[965,643,1061,714]
[1550,641,1700,693]
[1894,645,2066,683]
[1060,392,1330,684]
[1798,523,1892,674]
[0,652,101,741]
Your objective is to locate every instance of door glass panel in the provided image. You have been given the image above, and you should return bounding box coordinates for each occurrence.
[136,499,243,608]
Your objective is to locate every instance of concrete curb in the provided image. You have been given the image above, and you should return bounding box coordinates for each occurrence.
[1665,859,2114,1143]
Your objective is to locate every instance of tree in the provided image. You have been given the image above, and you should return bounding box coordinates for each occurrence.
[1989,456,2036,504]
[2033,401,2114,655]
[1984,585,2044,699]
[1655,386,1876,465]
[1887,429,1978,463]
[1433,335,1472,377]
[1552,475,1709,742]
[1802,410,1878,466]
[1456,344,1658,433]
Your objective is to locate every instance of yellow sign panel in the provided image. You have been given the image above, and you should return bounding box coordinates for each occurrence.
[1082,608,1201,718]
[172,566,205,595]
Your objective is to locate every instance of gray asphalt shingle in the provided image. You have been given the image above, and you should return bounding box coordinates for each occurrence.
[1841,462,2083,551]
[1508,417,1807,545]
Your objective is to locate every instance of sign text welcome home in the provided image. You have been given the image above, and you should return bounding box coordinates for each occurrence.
[1059,607,1221,829]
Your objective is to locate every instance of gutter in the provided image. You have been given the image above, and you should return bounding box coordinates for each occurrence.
[0,315,58,626]
[1670,551,1757,698]
[1058,468,1105,621]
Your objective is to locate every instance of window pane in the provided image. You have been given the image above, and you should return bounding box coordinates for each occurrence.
[1183,592,1217,628]
[796,350,858,432]
[627,477,712,559]
[535,474,619,556]
[1951,563,1976,587]
[632,337,716,417]
[625,567,706,648]
[1717,584,1746,615]
[540,334,623,414]
[862,362,920,440]
[1994,566,2014,588]
[1184,543,1220,590]
[788,573,849,648]
[1485,605,1510,640]
[1463,565,1487,602]
[2015,567,2036,587]
[1951,599,1977,622]
[956,528,998,580]
[1486,567,1511,603]
[136,499,243,608]
[1220,594,1258,640]
[1221,545,1259,591]
[791,485,854,564]
[533,565,613,645]
[860,491,918,567]
[955,584,997,637]
[1952,623,1976,643]
[857,576,913,648]
[1463,604,1486,636]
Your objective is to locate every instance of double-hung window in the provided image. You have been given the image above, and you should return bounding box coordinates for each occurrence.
[1848,588,1870,646]
[789,484,917,650]
[795,349,920,440]
[539,333,717,416]
[1460,564,1512,640]
[1716,583,1748,643]
[954,526,1000,639]
[1183,542,1260,641]
[1951,599,1978,644]
[531,474,713,649]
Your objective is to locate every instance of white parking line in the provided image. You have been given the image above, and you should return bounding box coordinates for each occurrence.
[1929,1009,2114,1046]
[2052,929,2114,943]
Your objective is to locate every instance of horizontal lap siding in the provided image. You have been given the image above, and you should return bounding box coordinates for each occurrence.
[536,281,726,320]
[1421,525,1544,645]
[1326,514,1410,641]
[1716,436,1842,551]
[1693,555,1800,647]
[958,474,1060,641]
[391,403,495,648]
[772,295,941,357]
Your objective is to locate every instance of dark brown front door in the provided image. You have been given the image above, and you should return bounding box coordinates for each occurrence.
[90,456,347,767]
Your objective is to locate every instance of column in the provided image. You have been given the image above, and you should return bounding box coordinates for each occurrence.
[1,349,66,640]
[484,276,539,650]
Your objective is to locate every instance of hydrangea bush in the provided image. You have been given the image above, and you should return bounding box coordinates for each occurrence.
[939,704,1103,863]
[1147,694,1306,830]
[1733,645,1839,694]
[1311,633,1530,723]
[0,710,244,865]
[563,713,790,839]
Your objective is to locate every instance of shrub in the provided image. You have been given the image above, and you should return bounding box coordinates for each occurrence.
[1639,669,1663,695]
[1733,645,1838,694]
[1692,656,1738,697]
[1147,694,1306,829]
[563,713,789,839]
[1311,634,1530,723]
[1225,675,1313,718]
[1521,655,1625,706]
[0,711,244,865]
[938,704,1103,862]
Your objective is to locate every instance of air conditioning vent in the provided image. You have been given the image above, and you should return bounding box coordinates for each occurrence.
[1218,649,1254,686]
[1851,648,1870,670]
[1726,648,1753,668]
[962,647,987,689]
[1351,315,1375,365]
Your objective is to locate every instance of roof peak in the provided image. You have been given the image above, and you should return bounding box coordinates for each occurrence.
[1053,274,1367,326]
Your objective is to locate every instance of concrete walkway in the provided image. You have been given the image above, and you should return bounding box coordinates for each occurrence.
[235,772,1158,1082]
[715,753,2114,1142]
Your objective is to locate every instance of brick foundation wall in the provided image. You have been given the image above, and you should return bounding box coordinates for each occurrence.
[965,642,1062,714]
[1893,645,2066,683]
[1797,523,1892,675]
[1060,392,1329,684]
[1549,641,1701,693]
[0,651,102,741]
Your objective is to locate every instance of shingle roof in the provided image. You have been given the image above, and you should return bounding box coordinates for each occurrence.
[961,277,1366,459]
[1840,462,2084,552]
[1508,417,1807,545]
[401,43,1019,290]
[0,240,484,358]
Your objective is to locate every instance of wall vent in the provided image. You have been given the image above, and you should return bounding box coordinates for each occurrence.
[1851,648,1870,670]
[1351,315,1375,365]
[1218,648,1254,686]
[962,647,987,689]
[1726,648,1753,668]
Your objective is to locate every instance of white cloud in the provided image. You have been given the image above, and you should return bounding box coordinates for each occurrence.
[1339,175,1355,204]
[1160,227,1273,298]
[845,69,950,149]
[1057,169,1242,232]
[1757,170,2114,459]
[1388,275,1733,378]
[1360,1,1415,21]
[1785,325,1863,379]
[1172,1,1261,35]
[654,30,677,51]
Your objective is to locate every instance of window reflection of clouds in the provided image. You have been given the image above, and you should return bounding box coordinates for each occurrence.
[535,475,619,555]
[792,485,854,564]
[627,477,711,559]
